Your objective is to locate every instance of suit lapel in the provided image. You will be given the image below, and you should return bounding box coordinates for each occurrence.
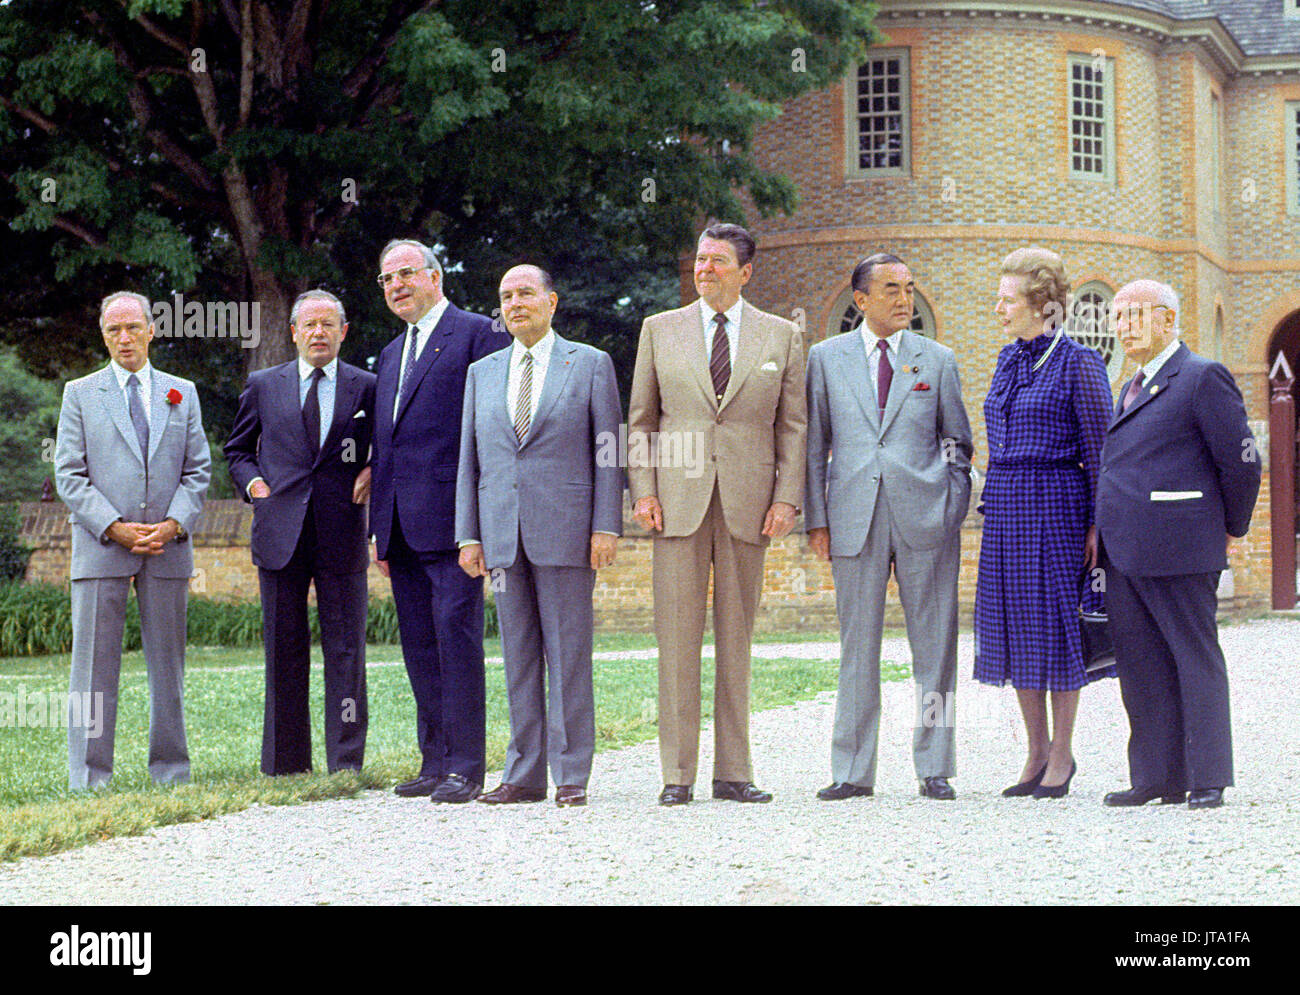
[279,363,314,460]
[677,305,718,410]
[837,330,880,432]
[1109,343,1186,431]
[147,370,177,465]
[719,302,763,411]
[879,330,922,436]
[524,335,576,446]
[395,305,455,426]
[97,367,145,465]
[488,348,516,444]
[319,364,357,462]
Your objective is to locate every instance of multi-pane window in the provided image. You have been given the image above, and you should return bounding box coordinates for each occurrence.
[845,50,910,177]
[1066,283,1120,382]
[1069,54,1115,182]
[1288,102,1300,217]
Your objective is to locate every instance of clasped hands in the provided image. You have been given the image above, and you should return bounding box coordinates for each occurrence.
[107,518,180,555]
[633,496,797,539]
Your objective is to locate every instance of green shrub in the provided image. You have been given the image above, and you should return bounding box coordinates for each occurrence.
[0,504,31,583]
[0,582,496,657]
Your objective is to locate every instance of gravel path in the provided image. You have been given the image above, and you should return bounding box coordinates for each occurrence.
[1,619,1296,905]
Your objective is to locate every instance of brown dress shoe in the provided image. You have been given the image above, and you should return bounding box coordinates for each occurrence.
[477,783,545,805]
[555,785,587,807]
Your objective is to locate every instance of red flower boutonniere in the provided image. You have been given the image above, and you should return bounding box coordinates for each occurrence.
[166,388,183,405]
[912,382,931,392]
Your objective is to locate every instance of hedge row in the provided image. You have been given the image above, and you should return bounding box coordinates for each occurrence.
[0,583,498,658]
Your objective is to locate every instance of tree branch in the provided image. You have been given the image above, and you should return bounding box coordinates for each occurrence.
[51,216,106,247]
[0,96,59,134]
[341,0,437,101]
[118,0,189,54]
[238,0,253,127]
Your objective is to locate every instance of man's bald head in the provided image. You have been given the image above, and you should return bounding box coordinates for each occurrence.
[498,265,558,347]
[1112,279,1180,366]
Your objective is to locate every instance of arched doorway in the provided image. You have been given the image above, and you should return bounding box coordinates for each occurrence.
[1266,309,1300,608]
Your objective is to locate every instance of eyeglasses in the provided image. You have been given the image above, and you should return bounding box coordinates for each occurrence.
[376,266,431,289]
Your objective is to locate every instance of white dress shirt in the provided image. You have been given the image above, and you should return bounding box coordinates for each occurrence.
[392,296,451,418]
[298,356,338,450]
[1140,335,1182,383]
[507,329,555,430]
[110,360,153,434]
[860,323,905,404]
[699,297,743,369]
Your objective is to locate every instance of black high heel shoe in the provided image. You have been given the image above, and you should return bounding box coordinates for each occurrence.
[1002,764,1048,797]
[1033,761,1077,799]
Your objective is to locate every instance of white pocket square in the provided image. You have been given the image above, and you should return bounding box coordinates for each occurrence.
[353,409,366,419]
[760,361,779,372]
[1150,490,1202,501]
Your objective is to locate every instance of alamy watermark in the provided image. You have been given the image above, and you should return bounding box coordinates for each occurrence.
[149,293,261,350]
[0,686,104,738]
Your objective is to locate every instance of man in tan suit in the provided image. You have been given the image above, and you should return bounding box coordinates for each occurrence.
[628,223,807,806]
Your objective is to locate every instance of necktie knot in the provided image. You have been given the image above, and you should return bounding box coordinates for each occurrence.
[127,373,140,388]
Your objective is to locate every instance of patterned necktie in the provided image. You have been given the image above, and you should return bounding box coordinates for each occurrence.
[303,368,324,457]
[1122,370,1146,412]
[710,312,730,403]
[396,325,420,410]
[876,338,893,414]
[126,373,149,464]
[514,351,533,444]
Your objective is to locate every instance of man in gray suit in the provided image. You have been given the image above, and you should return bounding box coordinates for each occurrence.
[456,265,623,807]
[54,291,211,789]
[805,254,972,801]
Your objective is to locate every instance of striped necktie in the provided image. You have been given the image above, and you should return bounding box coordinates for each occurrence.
[710,312,730,403]
[514,351,533,444]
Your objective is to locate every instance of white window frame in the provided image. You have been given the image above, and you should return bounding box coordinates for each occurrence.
[1287,101,1300,218]
[1066,282,1121,382]
[1068,53,1116,184]
[844,49,911,178]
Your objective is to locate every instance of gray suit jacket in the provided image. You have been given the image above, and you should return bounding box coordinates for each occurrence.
[805,328,973,555]
[55,365,211,580]
[456,334,624,569]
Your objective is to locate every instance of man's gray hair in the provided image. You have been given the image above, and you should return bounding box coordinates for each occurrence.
[290,289,347,327]
[99,291,153,327]
[378,239,443,279]
[1116,279,1181,335]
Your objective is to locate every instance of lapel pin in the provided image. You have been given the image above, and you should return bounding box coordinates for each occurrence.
[1150,385,1159,395]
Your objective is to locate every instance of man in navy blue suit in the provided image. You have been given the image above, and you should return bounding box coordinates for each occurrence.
[1096,279,1261,811]
[371,239,510,803]
[225,289,376,776]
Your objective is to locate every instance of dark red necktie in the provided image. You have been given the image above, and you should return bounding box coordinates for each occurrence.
[876,338,893,414]
[1122,370,1146,411]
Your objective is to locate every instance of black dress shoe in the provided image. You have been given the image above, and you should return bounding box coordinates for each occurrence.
[429,773,482,804]
[1103,786,1186,807]
[394,774,442,797]
[919,776,956,800]
[712,780,773,803]
[1033,761,1076,800]
[1188,788,1225,810]
[1002,764,1048,798]
[658,784,693,806]
[816,782,873,801]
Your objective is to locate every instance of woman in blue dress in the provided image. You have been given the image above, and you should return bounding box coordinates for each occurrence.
[974,247,1114,799]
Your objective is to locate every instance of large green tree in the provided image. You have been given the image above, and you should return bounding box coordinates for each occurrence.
[1,0,876,402]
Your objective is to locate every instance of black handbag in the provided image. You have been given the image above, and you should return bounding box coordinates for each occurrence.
[1079,607,1116,672]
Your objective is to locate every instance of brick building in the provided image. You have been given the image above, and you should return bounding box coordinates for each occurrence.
[723,0,1300,610]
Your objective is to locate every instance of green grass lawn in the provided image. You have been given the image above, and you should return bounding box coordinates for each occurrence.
[0,631,910,861]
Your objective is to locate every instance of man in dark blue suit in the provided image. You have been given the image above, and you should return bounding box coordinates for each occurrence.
[224,290,376,775]
[1096,279,1261,811]
[371,239,510,802]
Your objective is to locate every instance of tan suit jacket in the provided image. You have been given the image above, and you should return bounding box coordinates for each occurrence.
[627,300,806,542]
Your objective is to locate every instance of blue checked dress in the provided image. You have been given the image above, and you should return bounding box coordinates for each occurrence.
[973,332,1115,690]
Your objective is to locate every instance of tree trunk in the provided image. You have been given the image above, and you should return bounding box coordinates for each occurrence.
[246,270,298,372]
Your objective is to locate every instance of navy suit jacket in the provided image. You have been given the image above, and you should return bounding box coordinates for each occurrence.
[1096,342,1261,578]
[371,302,510,557]
[224,359,376,573]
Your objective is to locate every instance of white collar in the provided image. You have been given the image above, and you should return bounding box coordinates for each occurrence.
[699,296,744,329]
[511,328,556,365]
[297,356,338,381]
[410,297,451,336]
[110,359,152,388]
[860,322,905,354]
[1141,336,1181,381]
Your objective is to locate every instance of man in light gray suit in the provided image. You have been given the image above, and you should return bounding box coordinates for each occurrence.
[805,254,972,801]
[456,265,623,807]
[54,291,211,789]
